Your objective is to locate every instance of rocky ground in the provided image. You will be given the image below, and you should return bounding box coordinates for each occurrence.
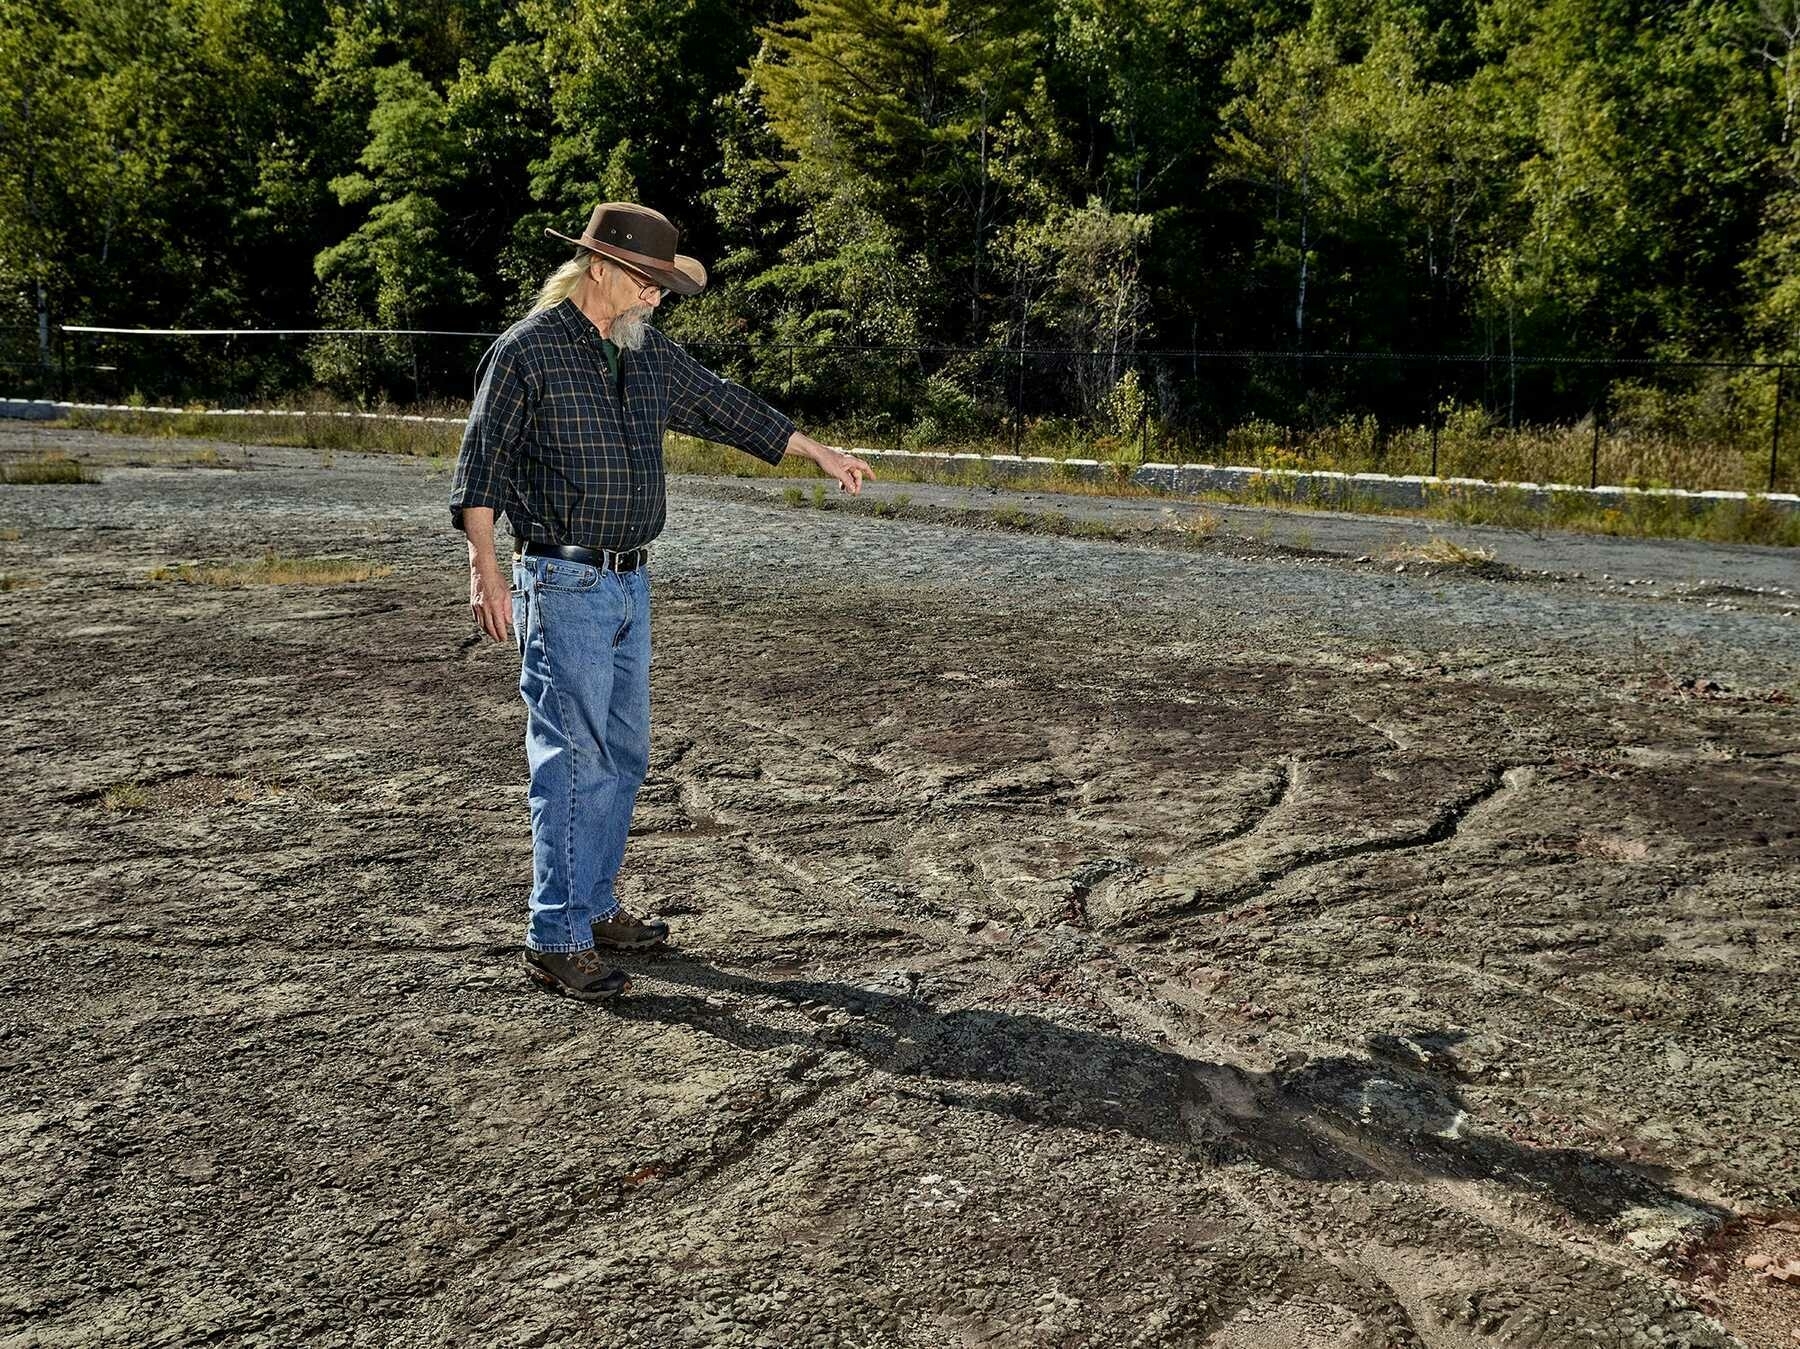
[1,424,1797,1348]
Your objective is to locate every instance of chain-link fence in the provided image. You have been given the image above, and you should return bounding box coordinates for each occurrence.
[4,326,1792,494]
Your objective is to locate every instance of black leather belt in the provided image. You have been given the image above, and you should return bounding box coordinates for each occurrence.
[519,541,649,572]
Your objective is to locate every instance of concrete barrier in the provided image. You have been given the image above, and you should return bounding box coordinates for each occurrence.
[858,448,1800,518]
[0,399,63,421]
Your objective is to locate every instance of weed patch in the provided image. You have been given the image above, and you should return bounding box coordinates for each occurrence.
[102,782,152,812]
[149,552,394,587]
[2,455,98,484]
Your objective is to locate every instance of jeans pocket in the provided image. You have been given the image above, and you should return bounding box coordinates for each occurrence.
[536,559,601,592]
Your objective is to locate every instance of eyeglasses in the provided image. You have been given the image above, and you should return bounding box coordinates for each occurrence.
[612,260,668,301]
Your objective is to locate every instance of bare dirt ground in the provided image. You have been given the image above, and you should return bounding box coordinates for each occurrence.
[2,424,1798,1348]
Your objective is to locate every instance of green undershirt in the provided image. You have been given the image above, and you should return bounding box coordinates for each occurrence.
[596,331,622,398]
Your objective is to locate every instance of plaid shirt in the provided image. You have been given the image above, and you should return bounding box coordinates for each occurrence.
[449,298,794,550]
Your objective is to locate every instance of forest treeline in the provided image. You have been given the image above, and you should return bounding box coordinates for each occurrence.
[4,0,1799,386]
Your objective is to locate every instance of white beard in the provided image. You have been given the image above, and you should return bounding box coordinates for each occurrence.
[610,304,654,351]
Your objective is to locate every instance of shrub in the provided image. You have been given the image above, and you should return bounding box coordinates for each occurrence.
[902,374,984,448]
[1102,368,1147,450]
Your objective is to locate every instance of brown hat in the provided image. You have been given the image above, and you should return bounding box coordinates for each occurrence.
[545,202,708,297]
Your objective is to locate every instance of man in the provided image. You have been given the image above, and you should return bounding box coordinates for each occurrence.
[450,201,874,1003]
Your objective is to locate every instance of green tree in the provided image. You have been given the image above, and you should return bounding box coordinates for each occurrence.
[753,0,1040,338]
[1746,0,1800,361]
[316,62,479,325]
[0,1,97,371]
[1467,0,1767,356]
[1216,24,1344,349]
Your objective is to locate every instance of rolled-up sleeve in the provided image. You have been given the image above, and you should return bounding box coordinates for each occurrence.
[450,341,535,532]
[665,341,794,466]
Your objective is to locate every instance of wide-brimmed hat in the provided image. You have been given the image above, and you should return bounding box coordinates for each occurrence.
[545,202,707,297]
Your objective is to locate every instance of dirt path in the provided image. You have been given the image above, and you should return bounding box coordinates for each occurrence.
[2,431,1797,1347]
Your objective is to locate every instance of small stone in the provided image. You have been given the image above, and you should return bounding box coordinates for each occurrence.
[1745,1254,1772,1270]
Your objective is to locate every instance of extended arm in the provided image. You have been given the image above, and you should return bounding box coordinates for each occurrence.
[666,342,874,493]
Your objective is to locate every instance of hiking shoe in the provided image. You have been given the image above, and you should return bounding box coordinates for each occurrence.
[521,948,630,1001]
[592,907,670,951]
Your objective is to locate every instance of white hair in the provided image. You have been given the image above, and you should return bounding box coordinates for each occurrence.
[531,249,601,315]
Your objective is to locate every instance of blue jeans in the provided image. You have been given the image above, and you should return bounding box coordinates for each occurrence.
[511,555,652,953]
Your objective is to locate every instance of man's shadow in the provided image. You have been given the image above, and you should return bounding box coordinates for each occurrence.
[615,954,1726,1231]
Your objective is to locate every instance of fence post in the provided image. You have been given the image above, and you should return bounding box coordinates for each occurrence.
[1011,344,1023,455]
[1772,365,1786,495]
[1430,376,1440,478]
[1139,362,1150,465]
[57,327,70,402]
[1590,392,1603,490]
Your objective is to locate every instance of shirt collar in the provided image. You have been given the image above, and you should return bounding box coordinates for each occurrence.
[552,297,610,349]
[552,297,642,360]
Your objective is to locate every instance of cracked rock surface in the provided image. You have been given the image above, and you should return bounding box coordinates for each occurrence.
[1,429,1797,1347]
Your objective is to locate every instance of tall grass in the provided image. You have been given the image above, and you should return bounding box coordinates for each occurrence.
[64,400,465,459]
[1215,403,1771,495]
[43,403,1799,546]
[55,397,1785,492]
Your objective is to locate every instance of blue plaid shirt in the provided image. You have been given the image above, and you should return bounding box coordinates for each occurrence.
[449,298,795,550]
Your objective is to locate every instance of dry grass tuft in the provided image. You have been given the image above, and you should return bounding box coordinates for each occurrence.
[2,455,99,485]
[1174,510,1221,539]
[1381,536,1496,567]
[149,552,393,587]
[0,573,40,591]
[0,528,21,541]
